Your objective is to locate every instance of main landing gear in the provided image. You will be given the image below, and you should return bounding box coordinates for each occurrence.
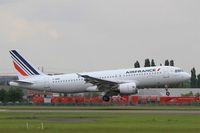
[165,85,170,96]
[102,95,110,102]
[102,90,119,102]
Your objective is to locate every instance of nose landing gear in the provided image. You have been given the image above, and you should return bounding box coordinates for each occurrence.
[166,90,170,96]
[165,85,170,96]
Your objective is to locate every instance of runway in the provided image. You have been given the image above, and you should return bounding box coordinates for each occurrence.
[1,109,200,114]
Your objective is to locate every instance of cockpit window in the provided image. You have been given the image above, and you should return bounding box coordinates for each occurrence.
[175,69,183,73]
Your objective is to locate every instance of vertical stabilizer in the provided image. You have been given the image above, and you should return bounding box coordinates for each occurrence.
[9,50,45,80]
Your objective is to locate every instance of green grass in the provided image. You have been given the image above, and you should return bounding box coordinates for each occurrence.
[0,105,200,110]
[0,111,200,133]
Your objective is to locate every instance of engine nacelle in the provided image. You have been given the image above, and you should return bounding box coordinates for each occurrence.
[118,82,138,94]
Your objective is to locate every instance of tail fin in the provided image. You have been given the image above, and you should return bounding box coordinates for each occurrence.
[9,50,45,80]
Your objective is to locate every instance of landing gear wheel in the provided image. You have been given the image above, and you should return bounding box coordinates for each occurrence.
[165,85,170,96]
[166,91,170,96]
[102,95,110,102]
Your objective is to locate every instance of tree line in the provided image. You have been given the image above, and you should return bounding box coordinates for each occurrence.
[0,87,24,103]
[190,67,200,88]
[134,59,174,68]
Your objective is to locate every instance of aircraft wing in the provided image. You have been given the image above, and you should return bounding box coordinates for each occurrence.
[77,74,119,91]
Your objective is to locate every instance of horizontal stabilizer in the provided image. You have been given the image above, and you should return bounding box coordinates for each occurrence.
[9,80,33,86]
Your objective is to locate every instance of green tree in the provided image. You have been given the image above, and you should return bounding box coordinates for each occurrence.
[197,74,200,88]
[0,89,7,103]
[144,59,150,67]
[165,60,169,66]
[151,59,156,66]
[134,60,140,68]
[191,68,197,88]
[7,88,24,103]
[170,60,174,66]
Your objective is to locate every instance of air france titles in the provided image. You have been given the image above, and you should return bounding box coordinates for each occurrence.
[126,68,159,74]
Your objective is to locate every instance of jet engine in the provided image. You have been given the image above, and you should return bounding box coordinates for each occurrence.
[118,82,138,94]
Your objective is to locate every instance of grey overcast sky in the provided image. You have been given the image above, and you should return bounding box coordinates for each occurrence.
[0,0,200,74]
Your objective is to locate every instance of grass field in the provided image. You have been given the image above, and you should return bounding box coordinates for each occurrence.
[0,110,200,133]
[1,105,200,110]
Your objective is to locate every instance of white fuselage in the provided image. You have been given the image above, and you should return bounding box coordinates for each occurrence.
[10,66,190,94]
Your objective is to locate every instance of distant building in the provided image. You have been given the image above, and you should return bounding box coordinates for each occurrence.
[0,75,18,86]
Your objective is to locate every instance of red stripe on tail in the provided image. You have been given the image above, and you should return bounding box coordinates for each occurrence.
[13,61,28,76]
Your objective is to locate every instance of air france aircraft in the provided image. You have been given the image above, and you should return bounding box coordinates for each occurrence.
[9,50,190,101]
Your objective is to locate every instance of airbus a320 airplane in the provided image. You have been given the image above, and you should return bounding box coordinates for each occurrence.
[9,50,190,101]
